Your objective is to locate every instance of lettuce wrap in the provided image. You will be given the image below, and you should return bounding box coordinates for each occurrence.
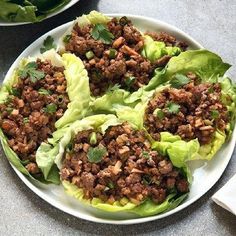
[90,49,236,161]
[54,114,198,216]
[59,11,184,102]
[0,51,90,184]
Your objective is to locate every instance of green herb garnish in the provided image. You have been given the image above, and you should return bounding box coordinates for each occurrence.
[142,175,151,185]
[11,88,20,97]
[44,103,57,114]
[6,107,13,113]
[18,62,45,83]
[85,50,95,60]
[109,49,117,59]
[38,88,51,95]
[107,181,115,189]
[166,102,180,114]
[91,23,114,44]
[170,74,190,88]
[66,142,73,152]
[153,108,165,119]
[87,146,107,163]
[40,36,56,53]
[63,34,72,43]
[211,110,220,119]
[142,151,151,159]
[89,132,97,145]
[125,76,136,89]
[23,117,29,123]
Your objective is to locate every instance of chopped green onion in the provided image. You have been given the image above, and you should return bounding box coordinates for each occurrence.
[63,34,72,43]
[142,151,150,159]
[109,49,117,59]
[85,50,95,60]
[125,76,136,89]
[89,132,97,145]
[153,108,165,119]
[107,181,115,189]
[23,117,29,123]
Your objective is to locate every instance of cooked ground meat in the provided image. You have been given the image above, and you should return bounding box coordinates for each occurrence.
[0,59,69,175]
[60,123,188,205]
[145,31,188,51]
[144,73,228,144]
[64,16,188,96]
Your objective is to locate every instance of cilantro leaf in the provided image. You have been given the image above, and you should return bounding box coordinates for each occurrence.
[38,88,51,95]
[44,103,57,114]
[40,36,56,53]
[18,62,45,83]
[170,74,190,88]
[91,23,114,44]
[166,102,180,114]
[211,109,220,119]
[87,146,107,163]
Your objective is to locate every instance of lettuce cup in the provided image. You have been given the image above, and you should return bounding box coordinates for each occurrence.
[59,11,187,97]
[0,51,90,183]
[91,50,236,161]
[54,114,198,216]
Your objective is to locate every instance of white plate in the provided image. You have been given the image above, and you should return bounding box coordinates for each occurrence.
[0,0,79,26]
[3,14,236,225]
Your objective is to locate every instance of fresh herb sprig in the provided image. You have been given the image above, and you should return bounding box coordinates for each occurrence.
[91,23,114,44]
[18,62,45,83]
[40,36,56,53]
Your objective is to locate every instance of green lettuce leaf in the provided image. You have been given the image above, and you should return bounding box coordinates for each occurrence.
[220,77,236,135]
[63,180,188,216]
[192,130,226,161]
[131,193,188,216]
[144,49,231,90]
[165,49,231,83]
[141,35,181,63]
[55,53,91,129]
[54,114,121,169]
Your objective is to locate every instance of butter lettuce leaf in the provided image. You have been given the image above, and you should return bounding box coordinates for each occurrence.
[63,180,188,216]
[165,49,231,83]
[54,114,121,169]
[55,53,91,129]
[142,35,181,63]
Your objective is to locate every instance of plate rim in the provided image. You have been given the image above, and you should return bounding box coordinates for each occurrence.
[3,13,236,225]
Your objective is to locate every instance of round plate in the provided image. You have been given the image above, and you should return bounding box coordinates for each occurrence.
[3,14,236,224]
[0,0,79,26]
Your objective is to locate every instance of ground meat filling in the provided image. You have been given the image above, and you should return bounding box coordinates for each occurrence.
[0,59,69,174]
[60,123,188,205]
[144,73,228,144]
[64,17,187,96]
[145,31,188,51]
